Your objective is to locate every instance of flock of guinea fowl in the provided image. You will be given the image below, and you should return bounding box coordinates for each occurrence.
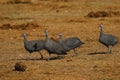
[23,23,118,61]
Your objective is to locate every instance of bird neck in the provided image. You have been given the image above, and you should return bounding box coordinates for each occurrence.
[23,35,27,44]
[45,33,48,41]
[23,35,28,50]
[100,27,103,37]
[59,33,63,42]
[59,36,62,41]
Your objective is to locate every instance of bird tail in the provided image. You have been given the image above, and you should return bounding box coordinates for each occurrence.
[81,42,85,45]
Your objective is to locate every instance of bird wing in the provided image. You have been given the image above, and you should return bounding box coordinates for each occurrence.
[101,34,118,45]
[45,39,65,53]
[62,37,81,48]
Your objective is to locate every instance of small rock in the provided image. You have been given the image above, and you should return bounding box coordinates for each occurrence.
[93,65,98,68]
[67,59,72,62]
[14,62,27,71]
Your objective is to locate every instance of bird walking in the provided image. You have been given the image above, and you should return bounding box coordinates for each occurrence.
[23,33,45,59]
[44,30,67,61]
[59,33,84,56]
[99,23,118,53]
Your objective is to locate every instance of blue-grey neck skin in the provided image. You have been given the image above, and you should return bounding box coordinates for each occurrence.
[99,23,103,36]
[23,33,27,49]
[23,33,27,41]
[45,30,48,39]
[59,32,62,39]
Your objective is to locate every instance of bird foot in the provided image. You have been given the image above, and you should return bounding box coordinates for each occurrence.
[108,51,112,54]
[72,53,77,57]
[46,57,50,61]
[22,57,29,60]
[46,59,49,61]
[40,56,44,60]
[57,56,65,59]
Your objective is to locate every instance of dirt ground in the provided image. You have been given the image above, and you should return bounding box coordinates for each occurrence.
[0,0,120,80]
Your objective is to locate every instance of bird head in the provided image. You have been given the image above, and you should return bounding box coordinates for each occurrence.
[45,29,48,37]
[23,33,26,37]
[59,32,63,39]
[99,23,103,30]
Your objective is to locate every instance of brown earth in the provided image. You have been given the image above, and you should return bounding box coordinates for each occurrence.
[0,0,120,80]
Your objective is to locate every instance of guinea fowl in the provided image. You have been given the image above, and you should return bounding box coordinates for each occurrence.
[99,23,118,53]
[59,33,84,56]
[23,33,45,59]
[44,30,67,61]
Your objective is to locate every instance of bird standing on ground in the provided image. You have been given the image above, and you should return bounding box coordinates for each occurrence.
[99,23,118,53]
[44,30,67,61]
[23,33,45,59]
[59,33,84,56]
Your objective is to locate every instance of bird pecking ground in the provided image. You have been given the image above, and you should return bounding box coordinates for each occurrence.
[0,0,120,80]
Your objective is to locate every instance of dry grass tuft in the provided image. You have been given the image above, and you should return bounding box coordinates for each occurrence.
[5,0,36,4]
[85,11,120,18]
[0,22,40,30]
[53,0,74,2]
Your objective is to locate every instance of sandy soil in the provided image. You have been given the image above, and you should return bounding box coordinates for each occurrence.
[0,0,120,80]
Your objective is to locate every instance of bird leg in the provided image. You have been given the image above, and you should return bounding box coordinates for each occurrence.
[38,51,43,59]
[47,53,51,61]
[57,54,61,59]
[108,46,112,53]
[72,49,77,57]
[28,53,31,60]
[57,55,65,59]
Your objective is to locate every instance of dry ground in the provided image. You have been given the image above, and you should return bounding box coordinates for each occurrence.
[0,0,120,80]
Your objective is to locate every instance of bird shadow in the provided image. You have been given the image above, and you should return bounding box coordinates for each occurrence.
[11,56,65,61]
[11,58,44,61]
[45,56,65,61]
[88,52,107,55]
